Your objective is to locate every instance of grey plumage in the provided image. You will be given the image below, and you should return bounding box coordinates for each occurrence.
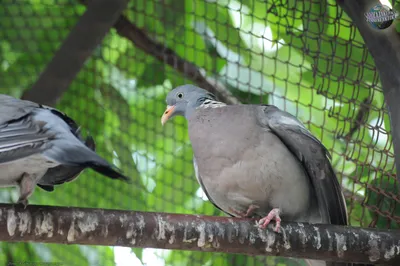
[0,94,130,206]
[37,135,96,192]
[161,85,369,266]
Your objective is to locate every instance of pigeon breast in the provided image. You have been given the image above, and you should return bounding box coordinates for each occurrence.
[187,105,319,222]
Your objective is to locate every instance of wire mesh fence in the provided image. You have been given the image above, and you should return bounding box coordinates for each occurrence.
[0,0,398,265]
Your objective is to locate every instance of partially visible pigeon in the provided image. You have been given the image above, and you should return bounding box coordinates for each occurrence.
[160,85,363,266]
[0,94,130,206]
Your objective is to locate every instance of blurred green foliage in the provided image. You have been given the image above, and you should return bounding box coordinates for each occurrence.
[0,0,397,265]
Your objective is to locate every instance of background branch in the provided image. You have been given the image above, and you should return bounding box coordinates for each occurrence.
[337,96,372,141]
[2,204,399,265]
[21,0,128,106]
[75,0,240,105]
[112,16,239,105]
[336,0,400,185]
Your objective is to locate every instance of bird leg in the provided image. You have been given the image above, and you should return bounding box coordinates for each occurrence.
[257,208,282,232]
[229,204,260,218]
[17,173,35,208]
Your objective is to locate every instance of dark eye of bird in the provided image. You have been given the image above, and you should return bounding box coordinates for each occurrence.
[177,93,183,98]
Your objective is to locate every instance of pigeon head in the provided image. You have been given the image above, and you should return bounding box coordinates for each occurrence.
[161,84,216,125]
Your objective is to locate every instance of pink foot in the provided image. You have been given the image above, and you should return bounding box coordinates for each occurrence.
[258,208,282,232]
[17,173,35,209]
[229,204,260,218]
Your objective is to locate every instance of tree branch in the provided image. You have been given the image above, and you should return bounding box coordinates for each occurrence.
[112,16,239,105]
[336,0,400,185]
[21,0,128,106]
[78,0,239,105]
[337,97,372,141]
[2,204,399,265]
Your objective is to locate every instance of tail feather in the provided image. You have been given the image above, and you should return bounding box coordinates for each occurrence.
[37,184,55,192]
[88,161,131,182]
[44,141,131,183]
[82,148,131,182]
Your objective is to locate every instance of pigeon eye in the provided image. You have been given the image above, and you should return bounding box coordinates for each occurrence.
[177,93,184,99]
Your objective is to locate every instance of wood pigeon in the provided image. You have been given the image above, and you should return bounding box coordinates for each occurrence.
[0,94,130,206]
[161,84,359,266]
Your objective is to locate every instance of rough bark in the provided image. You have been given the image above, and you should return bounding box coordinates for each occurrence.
[21,0,128,106]
[1,204,399,265]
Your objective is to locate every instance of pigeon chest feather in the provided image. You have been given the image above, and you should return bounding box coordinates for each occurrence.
[188,107,259,160]
[188,106,312,219]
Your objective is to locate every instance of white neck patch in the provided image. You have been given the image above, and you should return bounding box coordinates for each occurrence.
[199,99,227,109]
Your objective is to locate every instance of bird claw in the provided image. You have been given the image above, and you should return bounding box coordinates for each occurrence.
[229,204,260,218]
[17,173,34,209]
[17,198,28,209]
[257,208,282,232]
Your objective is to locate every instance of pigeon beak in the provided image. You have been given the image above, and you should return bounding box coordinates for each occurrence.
[161,105,175,126]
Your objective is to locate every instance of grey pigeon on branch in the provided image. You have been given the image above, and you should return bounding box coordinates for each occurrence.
[161,84,357,266]
[0,94,130,206]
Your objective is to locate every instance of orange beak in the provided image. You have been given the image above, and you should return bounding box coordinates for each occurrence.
[161,105,175,126]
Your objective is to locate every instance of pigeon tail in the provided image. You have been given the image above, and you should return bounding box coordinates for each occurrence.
[43,143,130,182]
[37,136,97,191]
[85,161,130,182]
[71,148,130,182]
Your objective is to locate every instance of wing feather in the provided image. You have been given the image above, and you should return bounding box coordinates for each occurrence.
[0,112,54,164]
[258,105,348,225]
[37,136,96,191]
